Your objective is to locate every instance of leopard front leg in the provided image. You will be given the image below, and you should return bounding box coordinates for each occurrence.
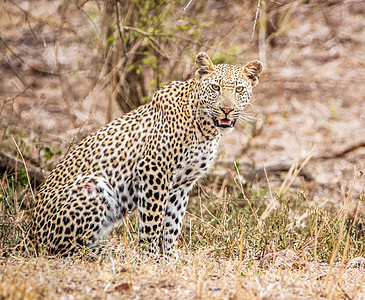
[159,186,190,258]
[137,163,168,256]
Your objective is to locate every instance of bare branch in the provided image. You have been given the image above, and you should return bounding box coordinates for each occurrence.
[315,142,365,160]
[251,0,261,40]
[8,0,38,42]
[183,0,194,11]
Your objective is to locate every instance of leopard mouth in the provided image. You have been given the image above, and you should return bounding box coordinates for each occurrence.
[214,118,236,128]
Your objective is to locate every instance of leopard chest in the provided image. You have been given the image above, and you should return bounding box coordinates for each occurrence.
[170,136,220,190]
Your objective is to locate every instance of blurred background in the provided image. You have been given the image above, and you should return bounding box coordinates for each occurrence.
[0,0,364,209]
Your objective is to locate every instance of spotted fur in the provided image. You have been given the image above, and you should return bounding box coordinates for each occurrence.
[29,53,263,257]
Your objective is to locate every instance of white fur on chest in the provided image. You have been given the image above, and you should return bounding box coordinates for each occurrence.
[171,136,220,189]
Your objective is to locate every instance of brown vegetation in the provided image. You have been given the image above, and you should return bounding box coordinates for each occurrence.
[1,0,364,299]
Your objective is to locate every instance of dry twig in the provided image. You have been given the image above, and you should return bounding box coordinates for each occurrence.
[315,142,365,160]
[0,151,45,187]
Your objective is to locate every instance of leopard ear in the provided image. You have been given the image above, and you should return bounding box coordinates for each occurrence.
[243,60,263,87]
[195,52,214,80]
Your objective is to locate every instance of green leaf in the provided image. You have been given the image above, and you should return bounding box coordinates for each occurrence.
[45,147,54,160]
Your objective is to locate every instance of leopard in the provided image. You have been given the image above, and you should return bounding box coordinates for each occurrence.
[28,52,263,258]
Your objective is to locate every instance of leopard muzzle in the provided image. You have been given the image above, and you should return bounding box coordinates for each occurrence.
[213,107,236,128]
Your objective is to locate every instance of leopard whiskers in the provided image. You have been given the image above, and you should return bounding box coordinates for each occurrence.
[237,112,256,125]
[247,102,262,116]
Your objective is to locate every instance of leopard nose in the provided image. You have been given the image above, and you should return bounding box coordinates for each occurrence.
[220,107,234,115]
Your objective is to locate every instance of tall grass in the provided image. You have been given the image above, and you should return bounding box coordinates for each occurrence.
[0,173,30,251]
[181,163,365,264]
[1,160,364,265]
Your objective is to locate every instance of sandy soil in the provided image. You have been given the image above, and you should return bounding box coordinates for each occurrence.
[1,246,365,300]
[1,1,365,299]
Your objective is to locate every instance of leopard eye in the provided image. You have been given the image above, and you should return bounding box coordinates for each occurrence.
[211,84,220,92]
[235,86,244,93]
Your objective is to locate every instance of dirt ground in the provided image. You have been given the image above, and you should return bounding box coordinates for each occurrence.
[2,248,365,300]
[1,0,364,202]
[1,0,365,299]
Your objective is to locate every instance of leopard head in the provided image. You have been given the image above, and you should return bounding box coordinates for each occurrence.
[195,52,263,132]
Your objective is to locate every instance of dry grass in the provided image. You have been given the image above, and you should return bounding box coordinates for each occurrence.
[1,0,365,299]
[1,241,365,299]
[1,163,364,299]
